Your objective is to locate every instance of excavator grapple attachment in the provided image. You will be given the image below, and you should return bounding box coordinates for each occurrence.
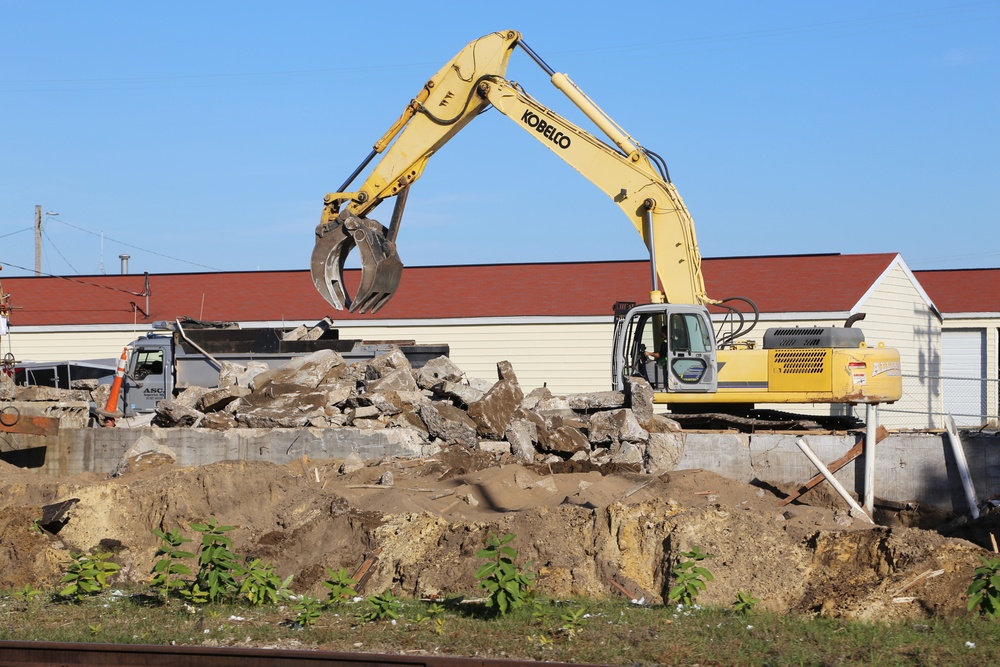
[310,213,403,314]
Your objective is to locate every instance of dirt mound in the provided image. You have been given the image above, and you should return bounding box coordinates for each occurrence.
[0,450,991,620]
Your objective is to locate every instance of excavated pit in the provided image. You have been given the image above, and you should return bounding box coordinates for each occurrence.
[0,448,993,621]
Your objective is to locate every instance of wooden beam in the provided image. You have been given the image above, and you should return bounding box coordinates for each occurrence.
[0,415,60,436]
[778,426,888,507]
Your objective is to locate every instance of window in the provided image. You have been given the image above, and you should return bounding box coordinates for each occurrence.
[133,349,165,379]
[670,313,712,353]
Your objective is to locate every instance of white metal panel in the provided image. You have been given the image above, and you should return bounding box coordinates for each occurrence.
[942,329,986,426]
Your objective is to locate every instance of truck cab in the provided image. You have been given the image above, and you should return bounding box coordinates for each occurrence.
[121,334,173,415]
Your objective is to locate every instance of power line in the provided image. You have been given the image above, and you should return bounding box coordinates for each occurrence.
[40,228,79,274]
[0,227,33,240]
[48,217,223,271]
[0,259,148,297]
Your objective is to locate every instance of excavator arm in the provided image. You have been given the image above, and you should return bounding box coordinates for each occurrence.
[311,30,714,313]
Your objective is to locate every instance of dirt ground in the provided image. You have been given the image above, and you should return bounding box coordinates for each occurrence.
[1,446,997,621]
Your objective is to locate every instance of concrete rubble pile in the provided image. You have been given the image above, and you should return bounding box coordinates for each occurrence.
[151,348,686,475]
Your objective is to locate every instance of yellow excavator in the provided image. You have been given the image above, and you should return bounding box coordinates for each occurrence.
[310,30,902,412]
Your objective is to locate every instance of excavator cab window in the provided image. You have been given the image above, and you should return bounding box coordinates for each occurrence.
[669,313,711,354]
[667,312,713,384]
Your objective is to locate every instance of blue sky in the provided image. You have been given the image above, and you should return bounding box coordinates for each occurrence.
[1,1,997,280]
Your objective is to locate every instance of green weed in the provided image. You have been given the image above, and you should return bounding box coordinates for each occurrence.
[58,551,120,602]
[667,545,714,606]
[733,591,760,615]
[150,527,195,601]
[321,566,358,605]
[967,555,1000,619]
[360,590,402,622]
[475,532,535,616]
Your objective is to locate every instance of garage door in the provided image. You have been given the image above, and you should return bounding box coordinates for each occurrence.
[942,329,986,426]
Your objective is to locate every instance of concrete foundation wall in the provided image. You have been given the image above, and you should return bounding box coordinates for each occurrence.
[4,429,998,514]
[678,432,1000,513]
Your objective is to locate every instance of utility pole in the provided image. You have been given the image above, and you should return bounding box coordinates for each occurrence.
[34,205,42,276]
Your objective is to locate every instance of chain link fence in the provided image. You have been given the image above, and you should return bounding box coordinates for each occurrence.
[878,374,999,430]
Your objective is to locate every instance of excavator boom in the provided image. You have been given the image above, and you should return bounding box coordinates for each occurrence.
[311,30,711,313]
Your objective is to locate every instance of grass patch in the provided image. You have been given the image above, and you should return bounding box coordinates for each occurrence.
[1,589,998,665]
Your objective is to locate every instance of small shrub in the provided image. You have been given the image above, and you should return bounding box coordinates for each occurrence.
[177,582,209,605]
[322,566,358,605]
[667,545,715,606]
[239,559,293,606]
[733,591,759,615]
[13,584,43,602]
[967,555,1000,619]
[475,532,535,616]
[559,606,588,639]
[190,518,242,603]
[360,590,402,622]
[292,595,324,627]
[150,527,195,601]
[59,551,120,602]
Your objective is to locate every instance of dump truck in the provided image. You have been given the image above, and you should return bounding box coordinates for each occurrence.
[14,318,448,417]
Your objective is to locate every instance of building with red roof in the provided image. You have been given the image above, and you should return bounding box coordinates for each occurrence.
[0,253,956,426]
[914,268,1000,428]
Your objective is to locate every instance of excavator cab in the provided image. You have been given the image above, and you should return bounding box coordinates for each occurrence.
[612,302,718,394]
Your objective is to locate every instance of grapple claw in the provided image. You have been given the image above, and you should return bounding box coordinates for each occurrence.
[310,212,403,314]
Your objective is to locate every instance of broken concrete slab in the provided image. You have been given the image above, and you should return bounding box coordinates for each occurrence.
[251,349,345,392]
[468,377,524,439]
[348,405,382,422]
[321,380,355,408]
[415,356,465,390]
[197,385,251,413]
[219,360,271,389]
[645,430,685,473]
[339,452,365,474]
[626,376,655,425]
[201,412,238,430]
[388,409,429,435]
[478,441,510,456]
[154,400,204,428]
[367,348,413,378]
[505,418,538,463]
[565,391,626,411]
[419,402,478,448]
[367,390,403,416]
[174,386,212,410]
[110,434,177,477]
[610,440,644,465]
[12,385,91,403]
[367,367,418,394]
[521,386,553,411]
[496,360,518,384]
[589,408,648,445]
[544,425,590,455]
[235,389,331,429]
[433,381,484,408]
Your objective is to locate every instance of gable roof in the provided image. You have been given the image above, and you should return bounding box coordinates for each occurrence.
[914,268,1000,315]
[701,253,901,314]
[1,253,903,328]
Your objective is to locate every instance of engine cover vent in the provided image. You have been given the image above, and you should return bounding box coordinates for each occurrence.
[763,327,865,349]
